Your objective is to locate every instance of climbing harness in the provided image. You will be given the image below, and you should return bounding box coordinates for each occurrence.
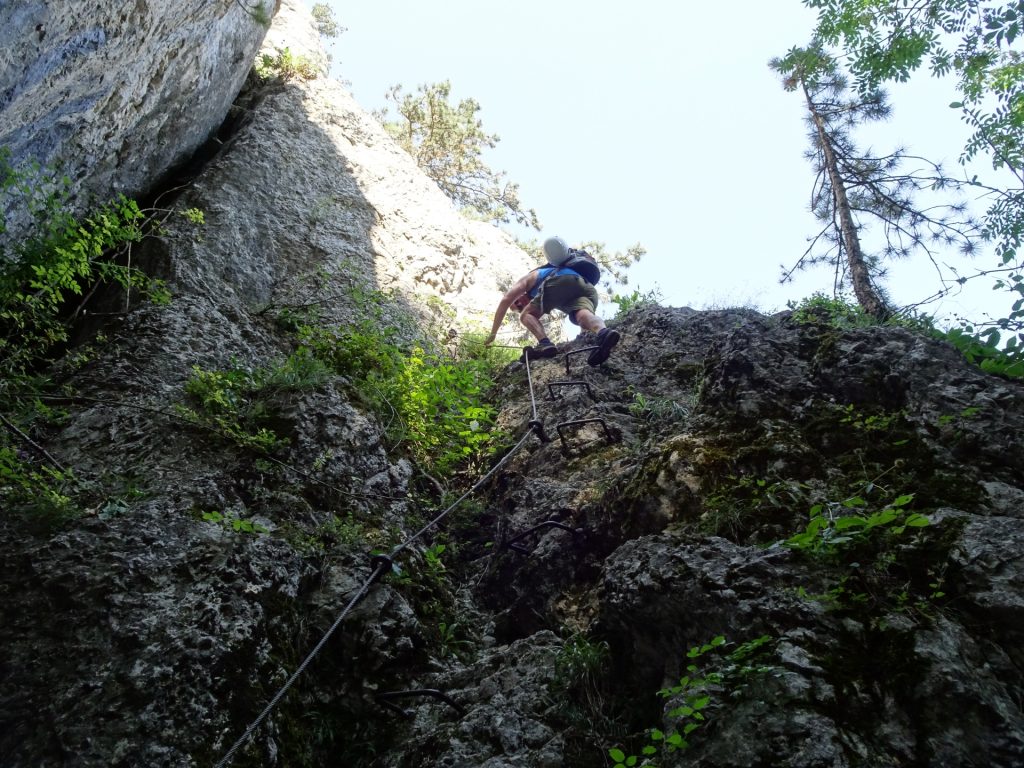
[212,342,614,766]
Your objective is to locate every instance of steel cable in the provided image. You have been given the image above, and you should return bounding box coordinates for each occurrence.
[212,366,541,767]
[213,561,386,768]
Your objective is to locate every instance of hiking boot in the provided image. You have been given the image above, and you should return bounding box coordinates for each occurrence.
[524,340,559,360]
[587,328,620,366]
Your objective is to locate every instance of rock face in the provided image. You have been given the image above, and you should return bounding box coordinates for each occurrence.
[0,0,276,239]
[3,3,1024,768]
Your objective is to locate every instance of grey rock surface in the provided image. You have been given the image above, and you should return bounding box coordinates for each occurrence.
[3,2,1024,767]
[0,0,275,240]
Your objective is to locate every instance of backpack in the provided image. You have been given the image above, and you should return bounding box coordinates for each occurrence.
[547,247,601,285]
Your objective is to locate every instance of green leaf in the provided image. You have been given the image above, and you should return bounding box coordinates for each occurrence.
[608,748,626,762]
[865,508,898,527]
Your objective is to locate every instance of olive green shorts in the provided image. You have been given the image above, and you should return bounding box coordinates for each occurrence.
[529,273,599,324]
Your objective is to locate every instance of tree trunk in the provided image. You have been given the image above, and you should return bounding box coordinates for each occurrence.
[803,82,890,319]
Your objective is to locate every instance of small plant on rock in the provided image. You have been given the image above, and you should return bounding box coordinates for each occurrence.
[784,493,929,554]
[608,635,775,767]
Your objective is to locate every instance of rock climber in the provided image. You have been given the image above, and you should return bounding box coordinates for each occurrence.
[485,236,621,365]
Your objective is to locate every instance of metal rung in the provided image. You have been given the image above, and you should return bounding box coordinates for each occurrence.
[565,346,599,374]
[556,418,616,450]
[504,520,583,554]
[546,380,597,401]
[375,689,466,719]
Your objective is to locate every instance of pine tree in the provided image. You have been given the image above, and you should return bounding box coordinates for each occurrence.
[806,0,1024,356]
[771,46,977,319]
[377,81,539,230]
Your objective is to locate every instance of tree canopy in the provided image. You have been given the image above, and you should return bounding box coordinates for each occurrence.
[805,0,1024,344]
[377,81,540,230]
[771,44,977,318]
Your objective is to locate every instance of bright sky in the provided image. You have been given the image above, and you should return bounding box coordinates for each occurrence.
[317,0,1005,326]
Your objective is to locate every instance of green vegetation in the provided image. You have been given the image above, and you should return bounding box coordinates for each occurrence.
[627,389,691,425]
[287,296,508,476]
[553,632,611,723]
[612,286,662,315]
[788,292,939,332]
[388,345,497,473]
[176,350,330,454]
[788,292,1024,377]
[0,441,74,521]
[254,47,321,82]
[784,493,929,554]
[608,635,776,767]
[938,323,1024,377]
[310,3,343,38]
[0,151,172,379]
[702,475,807,540]
[788,292,879,328]
[200,509,268,535]
[801,0,1024,378]
[0,152,194,525]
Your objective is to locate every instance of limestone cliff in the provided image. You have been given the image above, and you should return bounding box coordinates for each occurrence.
[0,0,275,240]
[1,3,1023,768]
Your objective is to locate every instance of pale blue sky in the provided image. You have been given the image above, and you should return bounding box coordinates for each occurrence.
[318,0,1001,325]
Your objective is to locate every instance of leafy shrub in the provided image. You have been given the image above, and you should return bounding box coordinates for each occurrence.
[293,306,505,476]
[200,509,267,535]
[788,293,876,327]
[784,493,929,554]
[937,325,1024,378]
[0,444,72,514]
[611,287,662,315]
[609,635,775,767]
[384,346,498,474]
[788,293,936,333]
[298,321,403,383]
[177,350,330,453]
[0,152,186,519]
[254,47,321,81]
[0,152,170,377]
